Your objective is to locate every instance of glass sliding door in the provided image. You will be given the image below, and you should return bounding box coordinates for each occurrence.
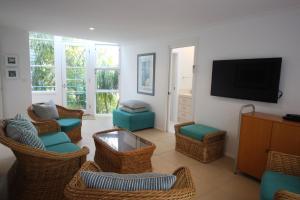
[63,44,87,110]
[95,45,120,114]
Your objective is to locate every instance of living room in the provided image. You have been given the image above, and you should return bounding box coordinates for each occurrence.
[0,0,300,200]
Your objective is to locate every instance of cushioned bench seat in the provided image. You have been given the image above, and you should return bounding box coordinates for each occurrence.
[113,109,155,131]
[180,124,220,141]
[261,171,300,200]
[57,118,81,133]
[46,142,81,153]
[175,122,226,163]
[39,131,80,153]
[39,132,71,146]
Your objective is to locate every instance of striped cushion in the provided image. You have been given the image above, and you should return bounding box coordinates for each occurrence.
[80,171,176,191]
[5,114,45,150]
[6,114,38,140]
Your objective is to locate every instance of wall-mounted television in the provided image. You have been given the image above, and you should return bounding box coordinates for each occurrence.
[211,58,282,103]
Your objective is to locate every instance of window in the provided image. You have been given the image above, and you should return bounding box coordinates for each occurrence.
[95,45,120,114]
[65,44,87,109]
[29,32,55,91]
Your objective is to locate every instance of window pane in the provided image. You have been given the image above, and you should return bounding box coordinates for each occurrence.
[66,92,86,110]
[31,66,55,91]
[96,70,119,90]
[96,92,119,114]
[96,45,119,67]
[65,45,87,109]
[30,36,54,66]
[29,32,55,91]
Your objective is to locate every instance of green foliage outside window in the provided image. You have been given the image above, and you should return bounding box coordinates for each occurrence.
[96,93,119,114]
[65,45,87,110]
[30,33,55,91]
[95,45,120,114]
[30,32,120,114]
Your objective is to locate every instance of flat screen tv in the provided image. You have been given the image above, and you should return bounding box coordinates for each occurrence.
[211,58,282,103]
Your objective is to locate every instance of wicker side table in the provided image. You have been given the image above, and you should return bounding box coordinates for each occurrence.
[93,129,156,174]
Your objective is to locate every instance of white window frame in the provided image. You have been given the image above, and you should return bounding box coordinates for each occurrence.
[29,35,56,93]
[94,44,120,115]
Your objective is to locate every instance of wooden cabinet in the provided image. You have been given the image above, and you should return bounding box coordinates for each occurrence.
[237,112,300,179]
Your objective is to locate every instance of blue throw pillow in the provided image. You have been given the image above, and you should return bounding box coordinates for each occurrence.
[80,171,176,191]
[5,114,45,150]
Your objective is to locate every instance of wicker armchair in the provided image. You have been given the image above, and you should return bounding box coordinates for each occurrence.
[28,104,84,142]
[0,120,89,200]
[266,151,300,200]
[64,161,196,200]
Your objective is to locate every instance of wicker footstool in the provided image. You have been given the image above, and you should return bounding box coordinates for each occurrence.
[175,122,226,163]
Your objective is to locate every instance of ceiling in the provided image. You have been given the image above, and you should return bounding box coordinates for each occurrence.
[0,0,299,43]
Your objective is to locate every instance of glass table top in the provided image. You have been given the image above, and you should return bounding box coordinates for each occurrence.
[95,130,151,152]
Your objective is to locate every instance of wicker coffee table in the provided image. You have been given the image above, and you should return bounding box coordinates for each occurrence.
[93,128,156,174]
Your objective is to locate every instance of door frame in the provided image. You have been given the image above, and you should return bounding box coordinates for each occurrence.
[166,39,199,132]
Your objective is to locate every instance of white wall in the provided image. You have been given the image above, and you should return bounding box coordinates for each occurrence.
[0,26,32,118]
[120,9,300,158]
[0,38,3,118]
[120,43,170,130]
[0,61,3,119]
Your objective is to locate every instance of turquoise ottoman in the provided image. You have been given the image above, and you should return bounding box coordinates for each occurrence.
[113,109,155,131]
[175,122,226,163]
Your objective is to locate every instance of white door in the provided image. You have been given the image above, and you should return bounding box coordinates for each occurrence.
[167,46,195,133]
[62,43,88,111]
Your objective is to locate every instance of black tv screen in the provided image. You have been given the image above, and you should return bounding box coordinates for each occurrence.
[211,58,282,103]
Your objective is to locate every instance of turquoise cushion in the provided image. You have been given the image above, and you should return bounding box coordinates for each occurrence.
[261,171,300,200]
[113,109,155,131]
[45,142,80,153]
[57,118,81,132]
[80,171,176,191]
[180,124,220,141]
[39,132,71,147]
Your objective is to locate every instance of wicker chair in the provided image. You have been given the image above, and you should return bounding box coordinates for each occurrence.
[64,161,196,200]
[265,151,300,200]
[175,121,226,163]
[0,120,89,200]
[28,104,84,143]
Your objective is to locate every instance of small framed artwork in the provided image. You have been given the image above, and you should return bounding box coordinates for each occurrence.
[5,54,18,67]
[137,53,156,96]
[6,68,19,80]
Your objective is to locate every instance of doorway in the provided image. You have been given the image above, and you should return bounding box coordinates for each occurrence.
[167,46,195,133]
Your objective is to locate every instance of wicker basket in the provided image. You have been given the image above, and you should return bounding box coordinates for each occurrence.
[27,104,84,143]
[175,122,226,163]
[64,161,196,200]
[93,128,156,173]
[266,151,300,200]
[0,120,89,200]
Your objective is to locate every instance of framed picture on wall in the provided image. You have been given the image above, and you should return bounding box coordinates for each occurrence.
[6,68,19,80]
[5,54,18,67]
[137,53,156,96]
